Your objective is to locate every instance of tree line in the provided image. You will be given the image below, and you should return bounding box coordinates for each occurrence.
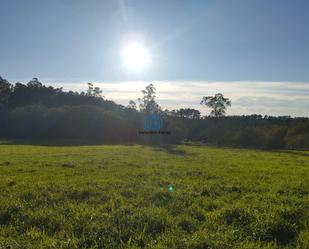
[0,76,308,149]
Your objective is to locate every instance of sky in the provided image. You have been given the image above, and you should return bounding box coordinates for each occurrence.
[0,0,308,116]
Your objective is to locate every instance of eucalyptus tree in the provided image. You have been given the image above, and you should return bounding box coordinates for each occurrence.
[200,93,231,117]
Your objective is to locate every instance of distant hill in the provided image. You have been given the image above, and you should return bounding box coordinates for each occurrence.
[1,76,308,149]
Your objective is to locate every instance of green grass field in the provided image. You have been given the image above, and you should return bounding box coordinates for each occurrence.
[0,144,309,248]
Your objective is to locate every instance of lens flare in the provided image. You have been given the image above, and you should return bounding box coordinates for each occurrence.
[168,185,174,192]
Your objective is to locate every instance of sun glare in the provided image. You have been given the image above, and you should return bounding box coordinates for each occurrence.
[122,42,150,72]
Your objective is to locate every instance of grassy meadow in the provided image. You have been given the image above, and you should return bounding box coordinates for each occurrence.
[0,144,309,248]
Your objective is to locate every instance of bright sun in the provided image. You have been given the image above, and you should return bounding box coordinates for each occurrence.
[122,42,150,72]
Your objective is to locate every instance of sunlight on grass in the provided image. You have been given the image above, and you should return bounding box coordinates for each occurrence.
[0,144,308,248]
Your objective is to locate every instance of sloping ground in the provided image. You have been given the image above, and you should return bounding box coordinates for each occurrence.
[0,144,308,248]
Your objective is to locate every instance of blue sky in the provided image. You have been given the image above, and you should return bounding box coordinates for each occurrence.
[0,0,308,116]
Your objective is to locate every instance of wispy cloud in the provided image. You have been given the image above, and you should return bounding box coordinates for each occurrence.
[48,81,309,117]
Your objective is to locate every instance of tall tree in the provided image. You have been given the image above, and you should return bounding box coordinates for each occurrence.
[138,83,160,113]
[87,83,103,98]
[200,93,231,117]
[87,83,94,96]
[93,87,103,98]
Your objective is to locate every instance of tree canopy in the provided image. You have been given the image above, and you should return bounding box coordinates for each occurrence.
[138,84,161,113]
[200,93,232,117]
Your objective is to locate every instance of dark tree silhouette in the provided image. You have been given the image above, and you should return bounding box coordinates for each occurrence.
[0,76,12,107]
[127,100,137,110]
[0,76,308,149]
[171,108,201,119]
[87,83,94,96]
[200,93,231,117]
[27,78,43,88]
[87,83,103,98]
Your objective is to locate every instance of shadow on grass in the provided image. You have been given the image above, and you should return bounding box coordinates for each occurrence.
[0,140,196,154]
[1,139,191,156]
[275,150,309,157]
[148,144,191,156]
[0,139,138,147]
